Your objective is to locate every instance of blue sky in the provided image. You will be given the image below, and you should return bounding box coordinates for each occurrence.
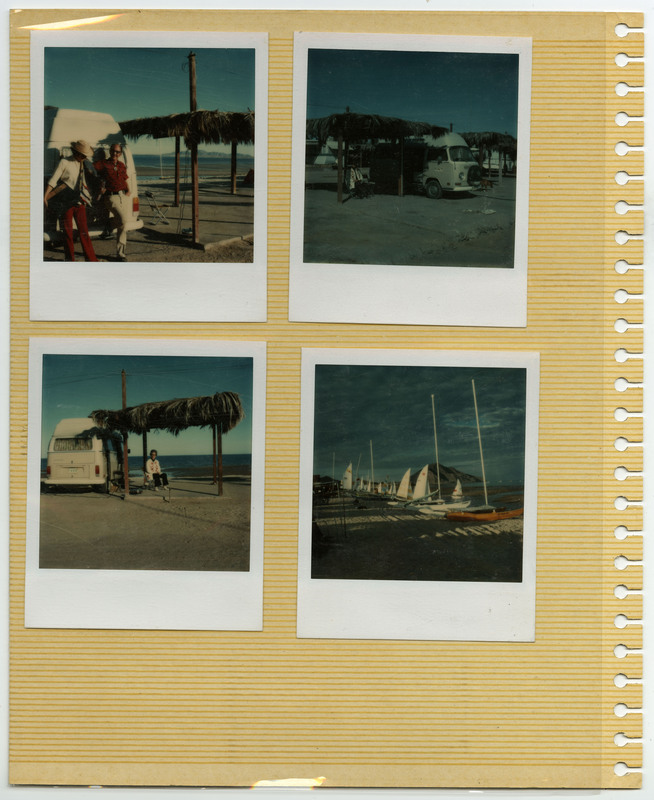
[40,354,253,457]
[313,364,526,485]
[307,49,519,137]
[44,47,255,156]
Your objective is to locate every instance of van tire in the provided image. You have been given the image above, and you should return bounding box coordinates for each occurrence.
[425,180,443,200]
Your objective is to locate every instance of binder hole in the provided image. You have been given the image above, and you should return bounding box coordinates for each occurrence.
[615,614,629,629]
[614,437,629,452]
[615,348,629,363]
[614,672,629,687]
[614,407,629,421]
[614,762,630,776]
[615,142,630,156]
[614,378,629,392]
[615,259,643,273]
[615,231,630,245]
[614,319,629,333]
[614,466,629,481]
[615,112,630,126]
[614,704,629,718]
[615,289,630,303]
[614,496,628,511]
[614,733,629,747]
[614,556,630,570]
[614,644,629,658]
[615,200,629,214]
[615,171,630,185]
[614,585,629,599]
[615,526,630,539]
[615,82,630,97]
[615,52,630,66]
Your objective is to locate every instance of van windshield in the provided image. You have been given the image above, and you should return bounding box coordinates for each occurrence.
[53,438,93,451]
[449,146,475,162]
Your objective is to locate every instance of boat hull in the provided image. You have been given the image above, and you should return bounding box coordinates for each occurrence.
[445,507,524,522]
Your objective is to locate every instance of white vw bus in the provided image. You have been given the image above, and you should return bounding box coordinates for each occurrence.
[44,418,123,492]
[43,107,144,243]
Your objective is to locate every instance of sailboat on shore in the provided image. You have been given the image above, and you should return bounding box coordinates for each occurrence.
[402,395,470,514]
[445,379,523,522]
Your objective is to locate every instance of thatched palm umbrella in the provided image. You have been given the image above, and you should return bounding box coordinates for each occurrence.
[119,109,255,240]
[90,391,245,496]
[120,109,255,148]
[306,113,448,201]
[461,131,517,179]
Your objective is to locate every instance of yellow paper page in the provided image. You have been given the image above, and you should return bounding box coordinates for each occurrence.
[9,8,643,789]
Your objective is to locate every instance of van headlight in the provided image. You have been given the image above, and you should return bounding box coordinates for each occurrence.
[458,171,465,181]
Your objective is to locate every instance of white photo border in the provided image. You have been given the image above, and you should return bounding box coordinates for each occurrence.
[297,347,539,641]
[30,30,268,322]
[26,337,267,631]
[290,32,532,327]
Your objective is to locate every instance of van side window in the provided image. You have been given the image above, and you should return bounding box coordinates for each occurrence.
[427,147,448,164]
[53,438,93,451]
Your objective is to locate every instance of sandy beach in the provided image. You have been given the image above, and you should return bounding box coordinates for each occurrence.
[312,491,523,582]
[39,475,251,571]
[303,168,516,267]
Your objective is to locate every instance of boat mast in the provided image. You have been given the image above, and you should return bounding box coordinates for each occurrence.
[431,394,442,500]
[471,379,489,506]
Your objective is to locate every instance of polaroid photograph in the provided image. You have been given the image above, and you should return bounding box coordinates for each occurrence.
[25,338,266,630]
[30,30,268,321]
[290,32,531,327]
[298,348,539,641]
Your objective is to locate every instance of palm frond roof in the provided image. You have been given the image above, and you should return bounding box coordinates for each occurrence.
[119,109,255,148]
[460,131,517,151]
[306,113,448,144]
[89,391,245,436]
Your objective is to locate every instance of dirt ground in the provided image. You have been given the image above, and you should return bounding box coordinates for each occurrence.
[39,476,251,571]
[43,177,255,263]
[312,495,523,582]
[303,168,516,268]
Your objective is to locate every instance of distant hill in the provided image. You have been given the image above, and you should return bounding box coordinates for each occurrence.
[410,463,480,485]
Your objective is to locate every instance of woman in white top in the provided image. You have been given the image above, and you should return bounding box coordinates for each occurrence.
[145,450,169,489]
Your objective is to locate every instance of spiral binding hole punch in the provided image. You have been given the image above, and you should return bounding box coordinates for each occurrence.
[611,23,643,767]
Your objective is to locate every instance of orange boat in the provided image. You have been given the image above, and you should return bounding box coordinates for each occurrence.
[445,507,524,523]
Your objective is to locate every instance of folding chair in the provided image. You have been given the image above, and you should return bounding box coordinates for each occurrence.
[143,190,171,225]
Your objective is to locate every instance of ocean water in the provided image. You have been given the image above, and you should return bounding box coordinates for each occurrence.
[41,453,251,479]
[134,154,253,177]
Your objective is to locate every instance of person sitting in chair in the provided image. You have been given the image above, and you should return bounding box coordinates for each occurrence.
[145,449,169,490]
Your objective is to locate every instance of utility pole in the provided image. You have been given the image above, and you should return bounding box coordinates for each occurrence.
[121,369,129,498]
[188,51,200,246]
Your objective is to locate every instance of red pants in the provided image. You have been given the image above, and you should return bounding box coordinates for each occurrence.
[61,204,98,262]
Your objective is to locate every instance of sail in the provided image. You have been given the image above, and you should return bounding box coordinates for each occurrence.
[452,478,463,498]
[414,464,430,500]
[342,463,353,491]
[396,468,411,500]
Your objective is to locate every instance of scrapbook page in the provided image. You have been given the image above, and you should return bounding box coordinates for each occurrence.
[8,7,644,791]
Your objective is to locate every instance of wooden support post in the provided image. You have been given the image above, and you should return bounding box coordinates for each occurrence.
[142,432,148,482]
[231,140,237,195]
[218,423,223,497]
[188,51,200,246]
[121,369,129,498]
[174,136,180,207]
[337,134,344,204]
[212,424,218,485]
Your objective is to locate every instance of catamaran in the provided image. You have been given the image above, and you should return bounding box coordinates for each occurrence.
[404,395,470,513]
[445,379,523,522]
